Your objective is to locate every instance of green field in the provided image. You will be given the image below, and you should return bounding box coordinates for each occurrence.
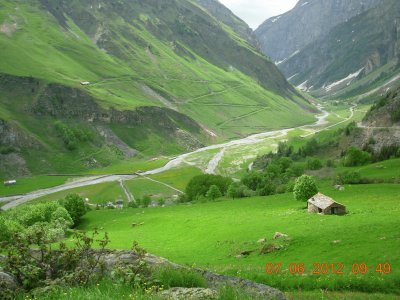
[77,183,400,294]
[0,175,71,197]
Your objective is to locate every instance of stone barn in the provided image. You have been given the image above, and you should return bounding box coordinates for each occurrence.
[308,193,346,215]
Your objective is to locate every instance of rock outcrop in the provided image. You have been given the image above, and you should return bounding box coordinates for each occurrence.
[0,272,17,290]
[0,250,286,299]
[102,250,286,299]
[160,287,218,299]
[255,0,380,63]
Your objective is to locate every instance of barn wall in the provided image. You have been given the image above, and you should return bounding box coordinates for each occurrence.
[308,203,319,213]
[323,205,346,215]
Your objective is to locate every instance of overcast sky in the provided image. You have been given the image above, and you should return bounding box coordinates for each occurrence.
[219,0,299,29]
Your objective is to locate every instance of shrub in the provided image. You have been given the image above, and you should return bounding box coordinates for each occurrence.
[111,242,154,290]
[293,175,318,202]
[299,138,320,157]
[375,145,400,161]
[60,194,88,226]
[344,147,371,166]
[306,157,323,170]
[241,172,263,191]
[177,194,188,203]
[335,171,371,184]
[227,182,239,199]
[152,267,207,288]
[257,178,276,196]
[206,185,222,200]
[326,159,335,168]
[127,201,138,208]
[185,174,232,201]
[158,198,165,206]
[344,122,357,136]
[3,226,110,291]
[141,195,151,207]
[287,163,305,177]
[392,108,400,122]
[0,145,15,154]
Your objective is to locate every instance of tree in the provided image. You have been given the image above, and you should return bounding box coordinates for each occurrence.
[206,185,222,200]
[293,175,318,202]
[60,194,88,226]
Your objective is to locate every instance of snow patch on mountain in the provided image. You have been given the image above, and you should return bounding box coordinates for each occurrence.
[325,68,364,92]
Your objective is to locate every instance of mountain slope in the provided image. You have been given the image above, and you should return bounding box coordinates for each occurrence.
[279,0,400,98]
[363,88,400,127]
[193,0,258,47]
[254,0,380,64]
[0,0,314,178]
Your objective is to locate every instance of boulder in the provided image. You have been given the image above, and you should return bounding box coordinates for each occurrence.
[273,232,288,240]
[260,244,281,254]
[334,185,345,191]
[240,250,254,256]
[201,270,286,300]
[257,238,267,244]
[0,272,18,290]
[160,287,218,299]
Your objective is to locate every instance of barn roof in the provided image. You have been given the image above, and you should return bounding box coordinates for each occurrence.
[308,193,344,209]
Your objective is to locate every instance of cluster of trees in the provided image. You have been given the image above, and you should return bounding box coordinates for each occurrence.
[0,194,88,243]
[184,174,232,202]
[54,121,93,150]
[254,139,332,172]
[237,156,306,198]
[182,158,313,202]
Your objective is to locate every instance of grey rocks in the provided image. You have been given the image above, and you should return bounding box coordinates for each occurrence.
[0,272,17,290]
[160,287,218,299]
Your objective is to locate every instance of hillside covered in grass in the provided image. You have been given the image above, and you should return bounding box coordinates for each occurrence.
[77,183,400,294]
[0,0,315,179]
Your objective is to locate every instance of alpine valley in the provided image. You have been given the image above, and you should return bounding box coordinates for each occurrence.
[0,1,400,300]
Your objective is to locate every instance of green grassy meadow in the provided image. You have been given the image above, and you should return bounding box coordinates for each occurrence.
[77,183,400,294]
[0,175,71,197]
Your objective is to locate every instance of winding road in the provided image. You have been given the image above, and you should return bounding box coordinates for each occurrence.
[1,104,356,210]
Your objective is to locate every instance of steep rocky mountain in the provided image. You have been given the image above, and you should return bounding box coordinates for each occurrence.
[255,0,380,64]
[0,0,313,178]
[279,0,400,98]
[363,88,400,128]
[193,0,258,47]
[255,0,400,98]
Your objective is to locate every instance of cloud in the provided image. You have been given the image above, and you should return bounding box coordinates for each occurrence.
[219,0,298,29]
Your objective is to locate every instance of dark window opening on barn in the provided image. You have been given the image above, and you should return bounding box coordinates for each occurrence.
[331,207,337,214]
[318,208,322,213]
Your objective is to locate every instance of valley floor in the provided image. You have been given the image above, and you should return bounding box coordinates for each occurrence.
[0,102,364,208]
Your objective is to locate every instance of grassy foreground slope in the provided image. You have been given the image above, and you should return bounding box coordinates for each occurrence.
[78,183,400,293]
